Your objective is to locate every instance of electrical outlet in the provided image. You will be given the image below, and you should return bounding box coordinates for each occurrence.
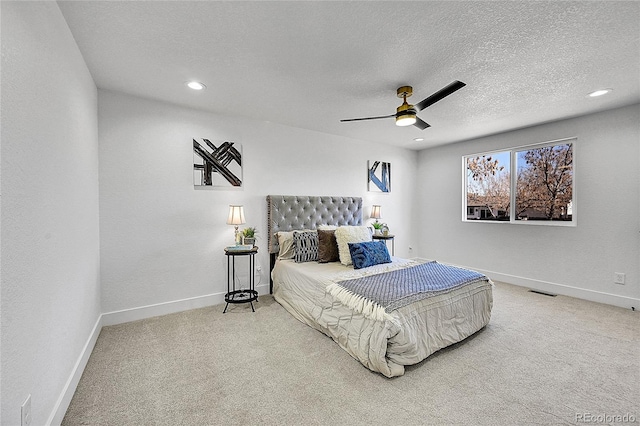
[614,272,626,285]
[21,394,31,426]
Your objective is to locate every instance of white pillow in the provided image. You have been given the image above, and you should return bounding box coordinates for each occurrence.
[334,226,373,266]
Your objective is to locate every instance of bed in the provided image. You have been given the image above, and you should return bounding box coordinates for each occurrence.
[267,195,493,378]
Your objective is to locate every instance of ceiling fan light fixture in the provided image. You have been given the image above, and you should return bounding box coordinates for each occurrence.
[396,114,416,127]
[396,101,416,127]
[340,81,465,130]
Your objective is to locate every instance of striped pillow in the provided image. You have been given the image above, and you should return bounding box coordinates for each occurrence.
[293,230,318,263]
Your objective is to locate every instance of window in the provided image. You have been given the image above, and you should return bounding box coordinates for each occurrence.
[463,138,575,225]
[515,143,573,222]
[465,151,511,221]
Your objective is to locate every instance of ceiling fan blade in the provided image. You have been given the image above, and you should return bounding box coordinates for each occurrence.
[340,114,396,122]
[413,117,430,130]
[415,80,466,112]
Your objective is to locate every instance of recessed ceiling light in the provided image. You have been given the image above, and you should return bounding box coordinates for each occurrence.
[588,88,612,97]
[186,81,206,90]
[413,138,424,142]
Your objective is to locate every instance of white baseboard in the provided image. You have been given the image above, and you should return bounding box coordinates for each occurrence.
[46,315,102,426]
[475,267,638,310]
[412,258,638,310]
[102,283,270,326]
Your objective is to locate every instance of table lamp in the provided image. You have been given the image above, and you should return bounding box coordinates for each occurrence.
[371,205,381,223]
[227,205,245,245]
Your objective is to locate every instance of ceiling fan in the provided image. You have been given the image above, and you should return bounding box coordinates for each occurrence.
[340,80,466,130]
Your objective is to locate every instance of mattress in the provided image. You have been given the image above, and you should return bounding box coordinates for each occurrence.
[272,258,493,377]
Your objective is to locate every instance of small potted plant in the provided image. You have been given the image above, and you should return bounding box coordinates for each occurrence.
[371,222,384,235]
[242,227,258,247]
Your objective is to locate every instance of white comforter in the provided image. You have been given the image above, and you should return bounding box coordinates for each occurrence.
[272,258,493,377]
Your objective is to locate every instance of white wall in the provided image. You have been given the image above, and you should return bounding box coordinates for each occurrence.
[1,2,101,425]
[98,90,418,315]
[417,104,640,308]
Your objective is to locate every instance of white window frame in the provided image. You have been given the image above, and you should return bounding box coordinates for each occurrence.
[462,137,576,227]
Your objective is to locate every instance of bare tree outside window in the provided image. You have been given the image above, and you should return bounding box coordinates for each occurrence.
[466,152,510,221]
[516,143,573,221]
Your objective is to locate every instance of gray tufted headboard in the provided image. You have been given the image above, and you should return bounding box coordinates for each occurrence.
[266,195,363,255]
[267,195,363,292]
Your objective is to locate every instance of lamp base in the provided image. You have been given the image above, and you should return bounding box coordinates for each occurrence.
[234,225,241,245]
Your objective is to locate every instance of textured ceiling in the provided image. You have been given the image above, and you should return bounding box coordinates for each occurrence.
[57,1,640,150]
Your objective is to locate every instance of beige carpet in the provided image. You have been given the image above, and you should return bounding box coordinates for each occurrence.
[63,282,639,425]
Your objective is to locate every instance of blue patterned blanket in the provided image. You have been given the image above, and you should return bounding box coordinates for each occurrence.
[333,261,487,313]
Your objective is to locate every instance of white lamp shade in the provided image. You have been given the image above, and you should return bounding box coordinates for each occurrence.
[226,205,245,225]
[371,205,381,219]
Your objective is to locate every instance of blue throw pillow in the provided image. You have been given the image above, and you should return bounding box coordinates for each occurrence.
[348,241,391,270]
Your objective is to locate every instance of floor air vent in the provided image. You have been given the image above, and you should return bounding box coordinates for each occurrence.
[528,289,557,297]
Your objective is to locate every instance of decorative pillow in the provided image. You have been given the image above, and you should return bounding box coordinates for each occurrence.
[348,241,392,270]
[317,229,339,263]
[293,230,319,263]
[334,226,373,266]
[276,229,314,259]
[276,231,295,259]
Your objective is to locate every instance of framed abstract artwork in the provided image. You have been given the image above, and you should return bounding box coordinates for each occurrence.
[368,160,391,193]
[193,138,242,188]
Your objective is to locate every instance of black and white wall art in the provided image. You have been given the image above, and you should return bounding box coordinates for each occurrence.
[368,160,391,193]
[193,139,242,188]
